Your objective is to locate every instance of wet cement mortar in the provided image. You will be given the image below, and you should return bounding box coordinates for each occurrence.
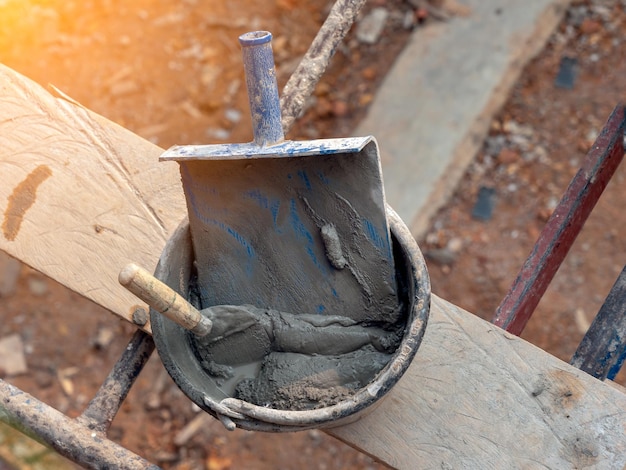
[1,0,626,468]
[190,304,402,410]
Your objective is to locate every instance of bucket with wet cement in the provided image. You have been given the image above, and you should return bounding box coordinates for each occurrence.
[149,205,430,432]
[135,30,432,431]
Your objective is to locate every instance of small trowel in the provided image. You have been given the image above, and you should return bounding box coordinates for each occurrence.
[160,31,399,324]
[119,263,258,341]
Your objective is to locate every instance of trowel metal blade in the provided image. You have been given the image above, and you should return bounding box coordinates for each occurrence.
[161,137,399,324]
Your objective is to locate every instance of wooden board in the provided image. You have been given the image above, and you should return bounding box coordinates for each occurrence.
[2,65,625,467]
[330,295,626,468]
[356,0,571,237]
[0,64,187,331]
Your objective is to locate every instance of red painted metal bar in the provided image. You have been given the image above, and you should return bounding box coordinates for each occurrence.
[493,105,626,335]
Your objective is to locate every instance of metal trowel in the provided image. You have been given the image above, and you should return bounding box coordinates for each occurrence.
[161,31,399,324]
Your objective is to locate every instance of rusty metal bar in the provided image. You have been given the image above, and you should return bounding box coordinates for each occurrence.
[280,0,367,132]
[0,378,159,470]
[78,329,155,434]
[492,105,626,335]
[570,265,626,380]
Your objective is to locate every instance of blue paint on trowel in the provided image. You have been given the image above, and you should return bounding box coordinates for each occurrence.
[363,218,387,251]
[289,199,313,244]
[244,189,282,230]
[270,200,281,228]
[289,198,324,272]
[316,171,330,185]
[162,31,399,323]
[297,170,312,190]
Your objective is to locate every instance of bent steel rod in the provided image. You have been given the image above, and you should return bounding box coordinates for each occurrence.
[493,105,626,335]
[280,0,367,132]
[0,377,159,470]
[78,329,155,434]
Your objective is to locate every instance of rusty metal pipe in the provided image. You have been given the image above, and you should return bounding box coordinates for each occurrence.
[0,378,159,470]
[280,0,367,132]
[78,329,155,434]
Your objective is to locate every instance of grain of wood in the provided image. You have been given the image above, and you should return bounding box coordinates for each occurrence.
[0,64,187,331]
[2,65,625,467]
[330,295,626,468]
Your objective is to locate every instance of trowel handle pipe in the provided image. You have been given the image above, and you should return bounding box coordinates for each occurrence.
[118,263,212,337]
[239,31,284,147]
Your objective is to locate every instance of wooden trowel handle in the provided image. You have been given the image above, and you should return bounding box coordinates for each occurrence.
[119,263,212,337]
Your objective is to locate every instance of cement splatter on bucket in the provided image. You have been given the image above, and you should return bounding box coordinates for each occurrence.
[149,206,430,431]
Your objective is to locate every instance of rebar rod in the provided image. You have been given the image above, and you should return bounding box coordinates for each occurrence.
[78,329,155,434]
[0,378,159,470]
[280,0,367,133]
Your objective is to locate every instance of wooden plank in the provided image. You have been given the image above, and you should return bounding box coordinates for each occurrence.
[2,65,625,467]
[329,295,626,468]
[0,64,187,331]
[356,0,571,238]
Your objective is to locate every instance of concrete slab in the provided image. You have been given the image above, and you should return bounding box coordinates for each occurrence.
[357,0,571,237]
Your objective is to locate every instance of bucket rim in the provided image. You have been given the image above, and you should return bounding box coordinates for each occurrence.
[151,204,431,431]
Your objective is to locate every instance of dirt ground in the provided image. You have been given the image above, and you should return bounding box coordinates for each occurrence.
[424,0,626,371]
[0,0,625,469]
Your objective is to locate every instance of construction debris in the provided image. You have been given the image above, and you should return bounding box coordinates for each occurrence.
[554,56,578,89]
[0,334,27,376]
[356,7,389,44]
[472,186,496,221]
